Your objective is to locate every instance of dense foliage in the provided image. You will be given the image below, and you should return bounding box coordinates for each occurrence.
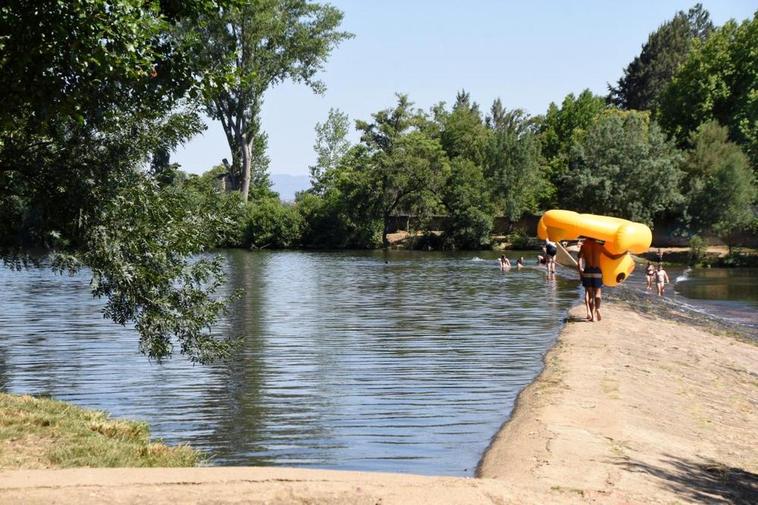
[560,111,684,225]
[657,14,758,166]
[680,121,756,247]
[0,0,246,363]
[608,3,712,111]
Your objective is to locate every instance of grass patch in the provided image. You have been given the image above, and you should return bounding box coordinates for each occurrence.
[0,393,201,469]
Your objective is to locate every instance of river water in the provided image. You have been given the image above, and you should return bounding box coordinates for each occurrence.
[621,264,758,330]
[0,250,580,475]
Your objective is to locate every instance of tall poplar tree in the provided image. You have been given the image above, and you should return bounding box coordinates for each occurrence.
[191,0,352,201]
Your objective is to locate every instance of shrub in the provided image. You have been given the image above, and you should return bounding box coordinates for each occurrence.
[241,198,301,249]
[506,228,538,250]
[443,206,493,250]
[296,191,380,249]
[688,235,706,265]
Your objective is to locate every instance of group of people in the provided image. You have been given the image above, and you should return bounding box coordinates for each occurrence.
[577,240,672,321]
[500,239,672,321]
[498,255,526,271]
[645,261,670,296]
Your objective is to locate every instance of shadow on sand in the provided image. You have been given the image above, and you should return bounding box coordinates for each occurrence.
[613,454,757,504]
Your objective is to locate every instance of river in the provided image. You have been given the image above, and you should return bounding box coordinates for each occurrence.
[0,250,579,475]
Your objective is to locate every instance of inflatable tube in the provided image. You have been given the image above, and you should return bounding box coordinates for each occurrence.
[536,210,652,286]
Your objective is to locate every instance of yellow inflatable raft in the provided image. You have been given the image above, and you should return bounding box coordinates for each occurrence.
[537,210,652,286]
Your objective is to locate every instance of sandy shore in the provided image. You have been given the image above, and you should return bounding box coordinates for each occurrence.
[1,302,756,504]
[478,303,757,504]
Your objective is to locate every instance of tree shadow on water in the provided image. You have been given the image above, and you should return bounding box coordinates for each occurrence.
[613,454,758,504]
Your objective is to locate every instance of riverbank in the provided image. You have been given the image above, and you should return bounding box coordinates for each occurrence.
[0,394,199,469]
[1,301,755,504]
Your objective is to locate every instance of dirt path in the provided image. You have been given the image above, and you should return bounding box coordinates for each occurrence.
[2,303,756,504]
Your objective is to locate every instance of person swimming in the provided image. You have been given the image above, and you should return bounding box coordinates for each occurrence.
[516,257,525,268]
[499,255,511,271]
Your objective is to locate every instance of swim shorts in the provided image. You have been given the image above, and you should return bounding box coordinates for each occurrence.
[546,244,557,256]
[582,266,603,288]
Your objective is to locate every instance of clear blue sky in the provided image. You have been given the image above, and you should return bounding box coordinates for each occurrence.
[173,0,756,176]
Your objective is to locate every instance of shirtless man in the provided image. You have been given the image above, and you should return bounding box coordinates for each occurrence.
[578,238,604,321]
[655,264,670,296]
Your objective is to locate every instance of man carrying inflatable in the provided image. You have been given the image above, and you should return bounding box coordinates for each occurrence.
[537,210,653,321]
[578,238,604,322]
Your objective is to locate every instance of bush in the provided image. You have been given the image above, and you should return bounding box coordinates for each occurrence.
[296,191,381,249]
[688,235,706,265]
[241,198,301,249]
[506,228,539,250]
[443,206,493,250]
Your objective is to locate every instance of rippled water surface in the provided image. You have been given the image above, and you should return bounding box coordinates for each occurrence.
[0,250,579,475]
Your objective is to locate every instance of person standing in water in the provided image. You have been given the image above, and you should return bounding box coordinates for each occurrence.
[516,257,525,269]
[499,255,511,271]
[578,238,604,321]
[645,262,656,291]
[545,239,557,273]
[655,264,670,296]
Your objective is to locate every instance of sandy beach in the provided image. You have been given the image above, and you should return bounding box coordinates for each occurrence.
[2,301,756,504]
[478,302,757,503]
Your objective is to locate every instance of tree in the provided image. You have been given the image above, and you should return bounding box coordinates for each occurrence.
[608,3,713,111]
[562,110,684,225]
[0,0,239,362]
[682,121,756,248]
[440,158,493,249]
[658,12,758,166]
[432,92,492,248]
[438,91,489,165]
[309,108,351,195]
[355,95,450,247]
[191,0,352,201]
[485,104,544,224]
[297,145,382,249]
[241,198,302,249]
[537,90,606,206]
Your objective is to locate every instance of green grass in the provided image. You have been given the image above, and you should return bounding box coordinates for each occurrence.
[0,393,201,469]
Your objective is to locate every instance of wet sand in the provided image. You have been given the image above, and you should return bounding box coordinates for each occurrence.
[2,302,756,504]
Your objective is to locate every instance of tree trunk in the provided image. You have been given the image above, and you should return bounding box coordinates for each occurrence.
[382,213,390,249]
[239,136,252,202]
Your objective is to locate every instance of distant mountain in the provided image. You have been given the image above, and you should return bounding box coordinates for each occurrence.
[270,173,311,202]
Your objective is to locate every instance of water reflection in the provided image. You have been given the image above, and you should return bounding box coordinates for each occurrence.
[0,250,579,475]
[622,264,758,328]
[675,268,758,303]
